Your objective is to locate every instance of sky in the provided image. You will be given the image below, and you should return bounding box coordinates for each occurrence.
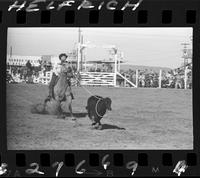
[7,27,192,68]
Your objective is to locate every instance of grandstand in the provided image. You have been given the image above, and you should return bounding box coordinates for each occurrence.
[7,55,41,67]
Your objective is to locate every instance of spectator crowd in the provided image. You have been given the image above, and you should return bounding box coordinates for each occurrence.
[7,60,192,89]
[6,60,78,85]
[118,63,192,89]
[7,60,42,84]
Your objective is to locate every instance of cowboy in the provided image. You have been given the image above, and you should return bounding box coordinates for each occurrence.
[26,60,32,70]
[45,53,74,102]
[175,74,182,89]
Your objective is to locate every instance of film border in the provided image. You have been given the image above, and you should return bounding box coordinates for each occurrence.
[0,0,200,177]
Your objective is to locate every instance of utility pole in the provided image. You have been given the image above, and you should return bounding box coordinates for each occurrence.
[10,46,12,58]
[181,43,190,69]
[81,34,84,71]
[77,28,81,71]
[181,40,192,90]
[113,47,118,87]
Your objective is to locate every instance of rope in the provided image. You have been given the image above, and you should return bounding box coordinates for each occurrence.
[73,76,106,117]
[95,98,104,118]
[73,76,100,100]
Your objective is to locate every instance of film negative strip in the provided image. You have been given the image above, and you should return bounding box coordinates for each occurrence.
[0,0,200,177]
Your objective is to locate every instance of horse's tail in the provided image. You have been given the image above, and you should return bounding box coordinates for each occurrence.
[31,103,46,114]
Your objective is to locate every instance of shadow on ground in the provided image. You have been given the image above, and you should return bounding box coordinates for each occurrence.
[64,112,88,118]
[101,124,125,130]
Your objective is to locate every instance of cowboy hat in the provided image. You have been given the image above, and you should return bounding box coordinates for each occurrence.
[59,53,68,60]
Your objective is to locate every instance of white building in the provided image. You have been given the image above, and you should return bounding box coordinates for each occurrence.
[7,55,41,67]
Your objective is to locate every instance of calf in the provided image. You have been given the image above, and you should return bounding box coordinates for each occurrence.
[86,95,112,130]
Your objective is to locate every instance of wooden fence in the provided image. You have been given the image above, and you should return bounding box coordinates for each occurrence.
[80,72,115,86]
[33,71,52,85]
[33,71,116,86]
[23,68,192,89]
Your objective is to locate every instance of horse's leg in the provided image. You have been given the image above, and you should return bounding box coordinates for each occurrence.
[63,94,75,121]
[68,101,76,121]
[56,101,66,119]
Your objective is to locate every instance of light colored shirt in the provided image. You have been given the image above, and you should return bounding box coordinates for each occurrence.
[52,61,69,76]
[52,62,62,76]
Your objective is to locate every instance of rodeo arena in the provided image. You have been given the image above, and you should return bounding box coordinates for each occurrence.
[6,29,193,150]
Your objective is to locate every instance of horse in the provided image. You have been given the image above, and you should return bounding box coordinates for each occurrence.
[31,68,75,120]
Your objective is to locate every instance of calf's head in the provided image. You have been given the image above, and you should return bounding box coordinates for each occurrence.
[104,97,112,111]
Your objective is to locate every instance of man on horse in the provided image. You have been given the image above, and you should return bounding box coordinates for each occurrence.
[45,53,74,103]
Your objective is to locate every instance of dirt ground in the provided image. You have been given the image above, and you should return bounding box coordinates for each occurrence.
[6,83,193,150]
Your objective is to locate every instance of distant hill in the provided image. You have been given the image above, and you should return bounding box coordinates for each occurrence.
[120,64,172,73]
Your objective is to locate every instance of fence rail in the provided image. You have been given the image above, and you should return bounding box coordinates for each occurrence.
[80,72,115,86]
[33,71,52,85]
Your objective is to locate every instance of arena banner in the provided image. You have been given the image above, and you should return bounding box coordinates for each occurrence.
[0,0,200,177]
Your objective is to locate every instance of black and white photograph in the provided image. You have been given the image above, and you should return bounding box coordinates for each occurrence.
[6,27,193,150]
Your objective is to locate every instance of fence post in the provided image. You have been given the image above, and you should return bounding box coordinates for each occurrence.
[114,54,117,87]
[77,43,81,71]
[136,69,138,88]
[84,56,87,71]
[124,74,127,87]
[95,63,98,71]
[114,53,117,87]
[118,61,121,72]
[159,69,162,88]
[184,67,187,89]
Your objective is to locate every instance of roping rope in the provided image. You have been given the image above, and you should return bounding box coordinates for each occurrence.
[73,76,105,118]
